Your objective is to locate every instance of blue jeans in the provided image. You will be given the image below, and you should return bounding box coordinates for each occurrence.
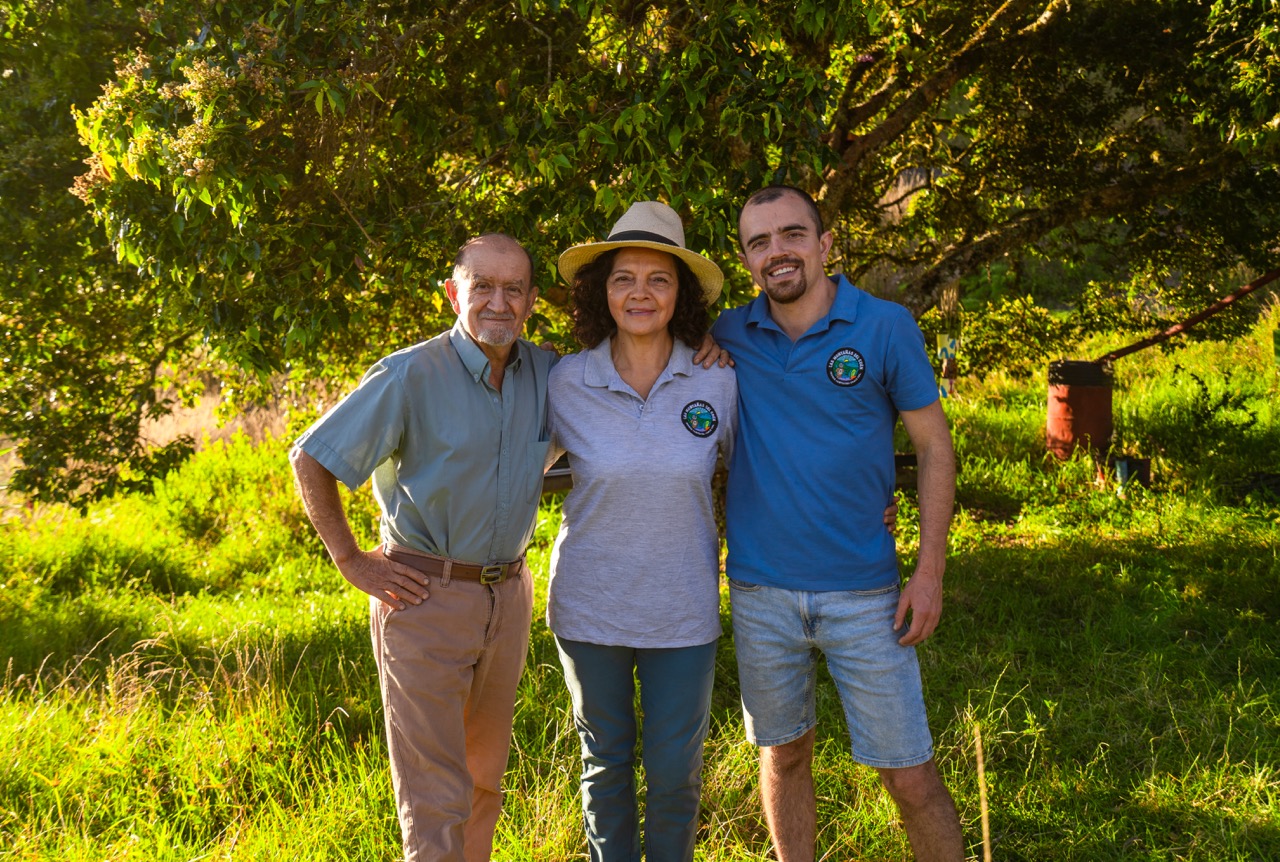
[555,637,718,862]
[729,580,934,768]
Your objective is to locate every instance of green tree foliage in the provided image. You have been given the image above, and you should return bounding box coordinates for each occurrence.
[5,0,1280,503]
[1,0,197,504]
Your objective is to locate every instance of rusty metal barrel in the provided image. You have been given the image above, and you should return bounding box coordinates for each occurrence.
[1046,359,1113,459]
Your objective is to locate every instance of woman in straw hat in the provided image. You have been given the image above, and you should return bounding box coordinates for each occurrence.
[544,200,735,861]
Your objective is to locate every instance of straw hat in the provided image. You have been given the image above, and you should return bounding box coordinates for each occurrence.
[557,201,724,305]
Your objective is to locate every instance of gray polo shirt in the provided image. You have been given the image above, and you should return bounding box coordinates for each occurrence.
[295,321,554,564]
[546,338,737,648]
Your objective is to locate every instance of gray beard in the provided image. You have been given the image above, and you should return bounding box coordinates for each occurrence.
[475,325,518,347]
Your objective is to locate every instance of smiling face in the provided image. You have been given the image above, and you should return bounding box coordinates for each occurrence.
[605,247,679,340]
[737,190,833,305]
[445,236,537,350]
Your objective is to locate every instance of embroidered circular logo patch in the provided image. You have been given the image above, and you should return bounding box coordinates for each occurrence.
[827,348,866,387]
[681,400,719,437]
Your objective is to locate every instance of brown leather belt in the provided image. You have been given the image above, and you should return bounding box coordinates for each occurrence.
[384,543,523,585]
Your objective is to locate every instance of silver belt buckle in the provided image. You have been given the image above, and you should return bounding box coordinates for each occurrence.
[479,564,505,585]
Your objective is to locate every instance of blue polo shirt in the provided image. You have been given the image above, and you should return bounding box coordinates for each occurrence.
[711,275,938,591]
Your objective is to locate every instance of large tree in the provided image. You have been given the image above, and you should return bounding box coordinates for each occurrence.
[6,0,1280,502]
[1,0,199,504]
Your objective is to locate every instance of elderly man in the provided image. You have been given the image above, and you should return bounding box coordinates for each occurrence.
[712,186,964,862]
[291,233,552,862]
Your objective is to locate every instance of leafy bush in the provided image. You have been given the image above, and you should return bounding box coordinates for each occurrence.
[922,294,1076,379]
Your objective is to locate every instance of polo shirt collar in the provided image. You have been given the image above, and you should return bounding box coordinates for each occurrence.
[826,274,861,323]
[583,336,694,393]
[746,273,862,335]
[449,320,523,384]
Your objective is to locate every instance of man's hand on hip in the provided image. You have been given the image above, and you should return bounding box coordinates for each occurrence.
[338,548,431,610]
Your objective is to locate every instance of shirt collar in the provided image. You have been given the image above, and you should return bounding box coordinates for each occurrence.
[826,274,861,324]
[745,273,861,334]
[449,320,523,384]
[583,336,694,392]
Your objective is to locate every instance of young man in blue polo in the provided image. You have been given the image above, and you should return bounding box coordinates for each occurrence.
[712,185,963,862]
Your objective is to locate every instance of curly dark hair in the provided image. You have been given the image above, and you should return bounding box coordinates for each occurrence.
[570,248,710,350]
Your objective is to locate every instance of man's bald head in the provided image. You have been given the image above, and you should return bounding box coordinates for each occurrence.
[453,233,536,286]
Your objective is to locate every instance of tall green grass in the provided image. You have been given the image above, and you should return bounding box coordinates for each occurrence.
[2,308,1278,860]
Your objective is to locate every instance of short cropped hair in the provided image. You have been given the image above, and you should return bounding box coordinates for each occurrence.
[453,233,537,286]
[738,185,825,248]
[570,248,710,350]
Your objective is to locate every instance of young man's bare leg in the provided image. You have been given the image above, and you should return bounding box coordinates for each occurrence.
[877,759,964,862]
[760,728,817,862]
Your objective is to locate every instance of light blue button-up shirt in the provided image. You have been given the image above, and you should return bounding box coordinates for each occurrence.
[296,321,555,564]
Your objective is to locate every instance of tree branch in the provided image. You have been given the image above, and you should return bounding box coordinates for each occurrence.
[826,50,894,147]
[822,0,1060,220]
[903,147,1246,312]
[1095,266,1280,363]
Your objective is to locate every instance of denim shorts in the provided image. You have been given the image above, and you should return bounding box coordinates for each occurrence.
[729,579,934,769]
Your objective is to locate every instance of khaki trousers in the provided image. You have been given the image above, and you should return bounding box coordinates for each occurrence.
[370,558,534,862]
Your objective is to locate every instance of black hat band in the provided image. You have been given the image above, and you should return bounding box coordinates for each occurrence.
[605,229,678,246]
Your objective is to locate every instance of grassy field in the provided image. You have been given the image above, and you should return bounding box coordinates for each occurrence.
[2,308,1278,860]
